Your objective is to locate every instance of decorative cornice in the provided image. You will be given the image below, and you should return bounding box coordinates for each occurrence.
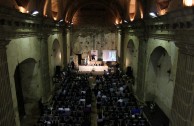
[37,34,50,41]
[0,7,63,40]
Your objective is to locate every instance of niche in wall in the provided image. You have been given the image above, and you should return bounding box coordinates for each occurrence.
[145,46,173,117]
[14,58,38,124]
[51,39,61,75]
[126,39,135,67]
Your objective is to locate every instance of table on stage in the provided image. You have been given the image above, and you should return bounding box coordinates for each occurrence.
[78,65,108,72]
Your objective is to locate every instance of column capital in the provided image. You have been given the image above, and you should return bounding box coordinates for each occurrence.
[37,34,49,41]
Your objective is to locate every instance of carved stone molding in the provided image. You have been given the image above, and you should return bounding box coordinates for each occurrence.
[37,34,50,41]
[0,6,62,40]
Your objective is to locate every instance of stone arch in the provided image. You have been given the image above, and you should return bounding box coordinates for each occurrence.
[51,39,62,76]
[125,39,136,71]
[145,46,173,117]
[14,58,39,124]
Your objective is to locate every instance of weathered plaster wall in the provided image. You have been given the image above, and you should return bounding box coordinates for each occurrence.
[123,35,139,91]
[6,33,64,126]
[7,37,41,126]
[72,26,117,65]
[48,33,64,89]
[145,38,178,117]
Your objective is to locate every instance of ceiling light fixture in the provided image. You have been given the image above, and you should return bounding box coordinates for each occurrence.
[149,12,157,18]
[124,20,128,23]
[59,19,63,23]
[31,11,39,16]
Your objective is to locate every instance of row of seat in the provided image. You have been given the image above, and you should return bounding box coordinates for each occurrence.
[94,74,149,126]
[37,72,92,126]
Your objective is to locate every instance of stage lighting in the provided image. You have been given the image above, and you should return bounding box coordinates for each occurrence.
[31,11,39,16]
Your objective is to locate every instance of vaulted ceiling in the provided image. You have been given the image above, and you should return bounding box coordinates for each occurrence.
[63,0,126,22]
[13,0,144,24]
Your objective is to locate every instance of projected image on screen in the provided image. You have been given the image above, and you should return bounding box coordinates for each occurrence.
[103,50,117,61]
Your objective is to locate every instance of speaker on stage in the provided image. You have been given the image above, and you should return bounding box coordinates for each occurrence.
[76,54,82,65]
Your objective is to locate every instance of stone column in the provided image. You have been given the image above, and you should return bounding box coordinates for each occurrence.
[118,27,125,71]
[62,29,68,68]
[39,35,51,103]
[136,38,147,100]
[66,28,71,64]
[0,40,16,126]
[170,43,194,126]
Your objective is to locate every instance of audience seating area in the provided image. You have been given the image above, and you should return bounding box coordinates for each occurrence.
[36,70,150,126]
[94,74,149,126]
[37,72,92,126]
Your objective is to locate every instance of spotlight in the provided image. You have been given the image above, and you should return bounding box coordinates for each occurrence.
[31,11,39,16]
[149,12,157,18]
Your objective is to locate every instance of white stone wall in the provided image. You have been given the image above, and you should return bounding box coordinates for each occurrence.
[48,33,64,90]
[6,37,41,126]
[6,34,64,126]
[123,35,139,91]
[145,38,178,117]
[72,27,117,66]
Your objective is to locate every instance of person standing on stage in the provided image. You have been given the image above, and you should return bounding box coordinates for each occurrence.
[71,61,75,70]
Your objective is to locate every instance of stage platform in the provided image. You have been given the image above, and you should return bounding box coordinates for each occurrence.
[78,65,108,72]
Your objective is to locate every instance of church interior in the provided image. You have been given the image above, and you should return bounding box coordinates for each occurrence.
[0,0,194,126]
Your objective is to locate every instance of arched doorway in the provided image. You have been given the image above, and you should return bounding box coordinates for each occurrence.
[125,39,135,76]
[145,46,173,117]
[51,39,61,76]
[14,58,40,125]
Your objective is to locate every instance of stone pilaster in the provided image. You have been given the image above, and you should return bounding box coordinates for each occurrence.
[39,35,51,103]
[118,27,125,71]
[62,29,68,68]
[170,43,194,126]
[0,40,16,126]
[136,38,147,100]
